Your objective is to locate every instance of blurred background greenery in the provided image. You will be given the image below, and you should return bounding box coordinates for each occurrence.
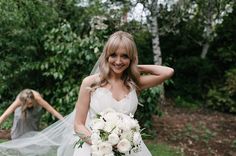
[0,0,235,134]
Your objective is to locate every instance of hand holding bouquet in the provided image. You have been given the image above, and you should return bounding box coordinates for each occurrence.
[89,108,142,156]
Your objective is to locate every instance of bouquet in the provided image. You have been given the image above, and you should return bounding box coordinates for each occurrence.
[90,108,142,156]
[75,108,143,156]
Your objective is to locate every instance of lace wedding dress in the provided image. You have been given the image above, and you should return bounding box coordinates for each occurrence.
[71,87,152,156]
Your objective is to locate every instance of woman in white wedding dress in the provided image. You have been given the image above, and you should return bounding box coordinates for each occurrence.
[72,31,174,156]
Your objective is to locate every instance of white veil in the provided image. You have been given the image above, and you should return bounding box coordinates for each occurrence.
[0,59,100,156]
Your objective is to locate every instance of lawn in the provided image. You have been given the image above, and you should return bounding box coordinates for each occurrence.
[147,143,184,156]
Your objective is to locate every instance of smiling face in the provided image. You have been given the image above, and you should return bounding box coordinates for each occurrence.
[99,31,139,83]
[108,46,131,76]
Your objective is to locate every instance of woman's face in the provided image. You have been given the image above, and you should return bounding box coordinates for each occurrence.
[26,98,33,108]
[108,46,131,76]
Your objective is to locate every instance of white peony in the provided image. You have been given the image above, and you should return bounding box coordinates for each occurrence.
[118,121,130,131]
[103,112,120,122]
[108,133,120,145]
[89,109,143,155]
[98,142,113,155]
[104,121,116,132]
[120,130,133,142]
[129,119,139,130]
[112,126,122,135]
[133,132,142,145]
[91,132,101,145]
[117,139,132,153]
[91,151,103,156]
[119,116,134,131]
[92,119,105,130]
[104,153,115,156]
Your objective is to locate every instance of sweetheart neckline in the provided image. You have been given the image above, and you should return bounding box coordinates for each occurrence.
[96,87,135,103]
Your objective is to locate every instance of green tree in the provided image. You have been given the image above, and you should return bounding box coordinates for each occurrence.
[0,0,58,106]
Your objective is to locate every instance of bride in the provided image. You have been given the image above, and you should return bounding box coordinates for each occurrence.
[0,31,173,156]
[71,31,174,155]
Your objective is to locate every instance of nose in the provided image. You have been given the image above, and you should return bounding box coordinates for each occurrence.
[115,56,121,64]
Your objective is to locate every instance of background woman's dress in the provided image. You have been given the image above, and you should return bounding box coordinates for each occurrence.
[11,106,42,139]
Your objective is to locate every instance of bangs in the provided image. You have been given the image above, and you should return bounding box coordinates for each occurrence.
[105,36,134,59]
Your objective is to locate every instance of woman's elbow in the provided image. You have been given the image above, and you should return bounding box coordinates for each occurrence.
[165,67,174,78]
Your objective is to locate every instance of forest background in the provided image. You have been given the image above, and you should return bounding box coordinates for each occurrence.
[0,0,235,155]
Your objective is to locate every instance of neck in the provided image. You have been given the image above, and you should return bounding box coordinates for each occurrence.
[109,72,123,81]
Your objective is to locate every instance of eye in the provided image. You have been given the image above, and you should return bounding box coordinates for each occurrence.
[122,54,129,59]
[110,53,116,58]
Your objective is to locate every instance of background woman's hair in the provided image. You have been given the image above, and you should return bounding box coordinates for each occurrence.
[18,89,35,119]
[91,31,140,91]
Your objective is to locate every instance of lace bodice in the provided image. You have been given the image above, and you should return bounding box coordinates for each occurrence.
[88,87,138,120]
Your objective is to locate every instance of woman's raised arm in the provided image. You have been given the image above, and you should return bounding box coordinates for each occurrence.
[138,65,174,90]
[33,91,64,120]
[0,98,21,125]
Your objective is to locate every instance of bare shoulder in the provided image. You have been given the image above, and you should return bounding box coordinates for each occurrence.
[82,74,100,87]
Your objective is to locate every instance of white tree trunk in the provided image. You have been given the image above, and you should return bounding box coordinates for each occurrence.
[150,15,162,65]
[201,42,210,59]
[148,0,165,105]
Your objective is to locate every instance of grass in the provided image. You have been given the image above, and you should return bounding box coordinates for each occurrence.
[0,139,7,143]
[147,143,184,156]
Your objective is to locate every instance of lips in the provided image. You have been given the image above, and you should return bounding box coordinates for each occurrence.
[113,64,124,70]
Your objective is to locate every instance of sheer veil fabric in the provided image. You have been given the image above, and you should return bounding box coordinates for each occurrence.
[0,56,152,156]
[0,59,101,156]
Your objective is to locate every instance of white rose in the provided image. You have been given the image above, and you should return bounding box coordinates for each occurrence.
[112,127,122,135]
[104,153,114,156]
[104,121,116,132]
[91,151,103,156]
[120,117,133,131]
[103,112,120,122]
[91,145,99,153]
[117,139,132,153]
[120,131,133,142]
[129,119,140,131]
[108,133,120,145]
[92,119,105,130]
[91,132,101,145]
[133,132,142,145]
[118,122,129,131]
[98,142,113,155]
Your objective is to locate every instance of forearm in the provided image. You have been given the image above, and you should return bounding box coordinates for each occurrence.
[137,65,174,77]
[36,97,64,120]
[0,116,6,125]
[0,111,11,125]
[0,101,18,125]
[52,110,64,120]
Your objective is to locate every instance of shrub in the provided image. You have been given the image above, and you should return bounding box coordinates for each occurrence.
[206,68,236,113]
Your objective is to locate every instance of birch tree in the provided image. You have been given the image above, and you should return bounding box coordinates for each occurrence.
[133,0,179,104]
[180,0,234,59]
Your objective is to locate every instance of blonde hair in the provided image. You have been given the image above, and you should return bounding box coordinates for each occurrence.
[18,89,36,119]
[92,31,140,90]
